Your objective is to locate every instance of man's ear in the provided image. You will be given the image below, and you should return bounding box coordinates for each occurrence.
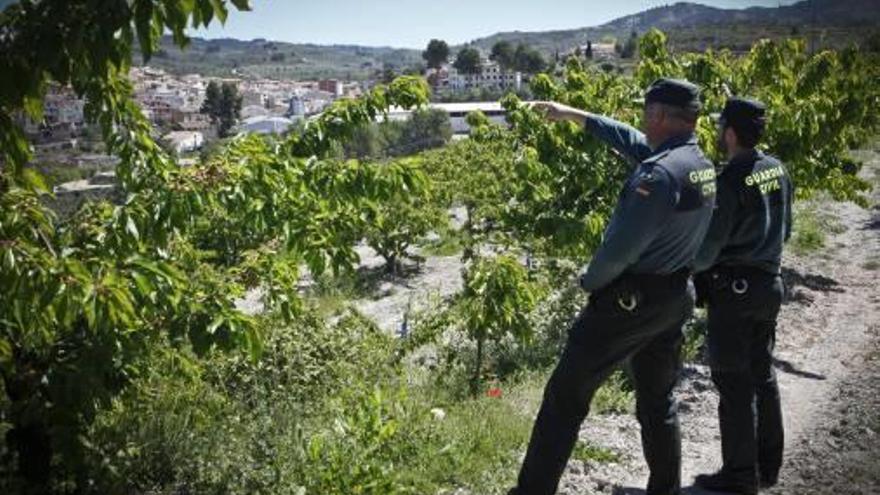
[724,127,736,148]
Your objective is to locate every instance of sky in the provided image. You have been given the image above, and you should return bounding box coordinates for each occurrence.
[196,0,802,48]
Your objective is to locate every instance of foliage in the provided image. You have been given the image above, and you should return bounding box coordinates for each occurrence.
[454,47,482,74]
[422,39,450,70]
[200,81,243,137]
[419,137,519,260]
[500,63,638,258]
[342,108,452,160]
[81,311,398,495]
[461,255,541,394]
[634,30,877,204]
[486,41,547,73]
[615,30,640,59]
[513,43,548,73]
[493,29,879,261]
[2,6,879,492]
[398,107,454,154]
[0,2,431,489]
[682,311,708,364]
[490,41,516,71]
[303,386,409,495]
[363,158,447,274]
[789,199,845,256]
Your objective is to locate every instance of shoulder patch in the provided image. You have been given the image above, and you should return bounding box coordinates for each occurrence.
[631,165,669,200]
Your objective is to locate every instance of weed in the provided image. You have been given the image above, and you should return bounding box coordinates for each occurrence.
[791,201,843,256]
[418,229,464,257]
[571,440,621,464]
[683,312,708,364]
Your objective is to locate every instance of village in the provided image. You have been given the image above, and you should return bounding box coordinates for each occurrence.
[24,41,618,214]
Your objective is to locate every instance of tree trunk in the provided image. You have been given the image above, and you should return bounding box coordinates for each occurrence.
[463,206,475,262]
[471,335,484,397]
[385,253,398,275]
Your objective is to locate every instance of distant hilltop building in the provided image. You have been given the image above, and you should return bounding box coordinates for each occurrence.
[431,62,522,93]
[589,42,617,60]
[569,41,617,62]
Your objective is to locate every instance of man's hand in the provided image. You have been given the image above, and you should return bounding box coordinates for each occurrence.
[529,101,590,126]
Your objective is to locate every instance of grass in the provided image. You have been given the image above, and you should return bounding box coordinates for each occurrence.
[401,385,535,493]
[593,370,636,415]
[571,440,621,464]
[790,200,845,256]
[78,264,642,495]
[862,258,880,271]
[418,229,465,257]
[305,266,391,316]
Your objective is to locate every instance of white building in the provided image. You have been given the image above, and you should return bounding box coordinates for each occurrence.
[572,42,617,61]
[434,62,522,93]
[163,131,204,155]
[386,101,511,135]
[238,116,294,135]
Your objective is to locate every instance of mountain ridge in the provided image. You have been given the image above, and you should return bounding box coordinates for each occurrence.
[467,0,880,52]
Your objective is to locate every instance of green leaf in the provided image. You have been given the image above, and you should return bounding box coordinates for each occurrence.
[230,0,252,11]
[21,168,49,193]
[207,316,224,335]
[126,215,140,240]
[209,0,229,23]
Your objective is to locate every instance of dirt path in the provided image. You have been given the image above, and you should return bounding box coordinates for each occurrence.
[555,149,880,495]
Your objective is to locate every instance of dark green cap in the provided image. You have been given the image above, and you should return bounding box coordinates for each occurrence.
[645,78,702,111]
[720,97,766,134]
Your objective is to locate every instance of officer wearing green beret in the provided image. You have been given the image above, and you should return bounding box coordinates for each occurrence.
[692,97,794,495]
[510,79,717,495]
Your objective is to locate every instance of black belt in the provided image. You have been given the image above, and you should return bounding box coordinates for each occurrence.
[594,268,690,312]
[713,264,777,279]
[618,268,691,292]
[708,265,777,295]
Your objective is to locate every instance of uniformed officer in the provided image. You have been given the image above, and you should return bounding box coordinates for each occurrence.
[510,79,717,495]
[692,98,793,495]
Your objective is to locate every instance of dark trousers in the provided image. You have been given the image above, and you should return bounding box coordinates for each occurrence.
[706,267,785,485]
[512,272,693,495]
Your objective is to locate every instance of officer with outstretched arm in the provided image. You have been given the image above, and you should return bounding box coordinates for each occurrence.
[692,98,793,495]
[509,79,716,495]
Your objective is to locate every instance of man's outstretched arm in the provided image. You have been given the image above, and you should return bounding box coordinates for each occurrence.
[530,101,653,164]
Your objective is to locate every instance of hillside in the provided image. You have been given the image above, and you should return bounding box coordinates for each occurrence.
[77,0,880,80]
[138,36,423,81]
[130,1,880,80]
[468,0,880,54]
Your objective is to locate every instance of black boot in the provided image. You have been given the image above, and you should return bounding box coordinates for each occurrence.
[759,472,778,489]
[694,471,757,495]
